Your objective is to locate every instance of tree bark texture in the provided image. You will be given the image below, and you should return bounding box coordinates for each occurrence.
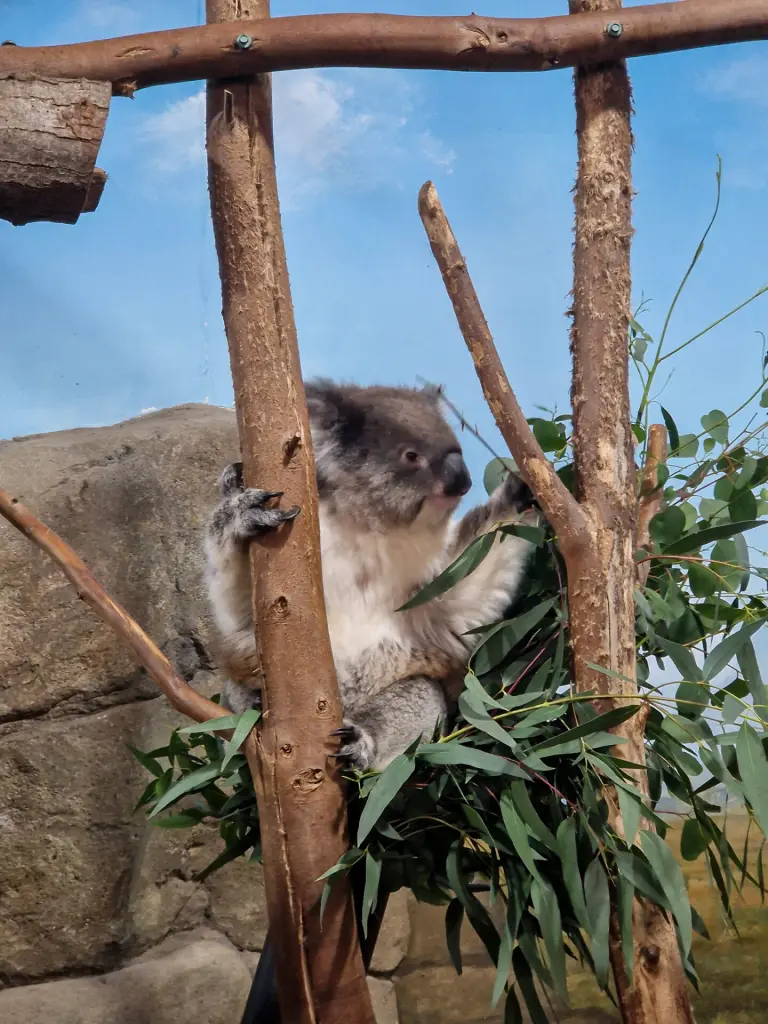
[568,2,694,1021]
[0,74,109,225]
[2,2,768,91]
[205,3,374,1023]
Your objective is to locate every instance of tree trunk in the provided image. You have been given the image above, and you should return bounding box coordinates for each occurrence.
[0,73,109,225]
[567,2,694,1021]
[205,3,374,1022]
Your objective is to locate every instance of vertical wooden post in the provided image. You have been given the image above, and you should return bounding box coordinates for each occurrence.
[567,2,694,1021]
[205,3,374,1022]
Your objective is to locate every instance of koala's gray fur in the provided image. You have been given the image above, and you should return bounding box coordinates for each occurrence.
[203,379,537,772]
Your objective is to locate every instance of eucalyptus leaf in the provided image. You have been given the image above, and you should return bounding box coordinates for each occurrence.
[500,789,540,879]
[418,742,530,778]
[532,704,638,754]
[492,921,513,1008]
[665,520,766,556]
[556,817,590,932]
[657,636,700,682]
[221,708,260,770]
[640,830,693,956]
[531,877,566,1000]
[736,724,768,837]
[399,532,496,610]
[650,506,687,548]
[357,755,415,845]
[445,898,464,975]
[361,852,382,938]
[702,620,767,681]
[512,948,550,1024]
[701,409,729,444]
[659,406,680,452]
[150,760,235,818]
[737,638,768,709]
[584,858,611,988]
[472,598,557,675]
[484,457,518,497]
[680,818,709,861]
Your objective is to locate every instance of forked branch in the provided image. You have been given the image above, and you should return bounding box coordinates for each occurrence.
[0,486,227,726]
[417,180,587,550]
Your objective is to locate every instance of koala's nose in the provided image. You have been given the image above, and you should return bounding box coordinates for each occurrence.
[440,451,472,498]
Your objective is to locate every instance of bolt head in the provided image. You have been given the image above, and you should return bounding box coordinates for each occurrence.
[234,33,253,49]
[605,21,623,38]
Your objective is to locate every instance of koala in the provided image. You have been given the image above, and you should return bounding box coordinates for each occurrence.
[204,380,536,772]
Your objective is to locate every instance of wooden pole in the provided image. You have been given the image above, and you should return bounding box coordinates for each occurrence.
[567,2,693,1020]
[1,2,768,90]
[205,2,374,1022]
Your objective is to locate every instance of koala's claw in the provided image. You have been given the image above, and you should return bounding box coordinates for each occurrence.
[239,489,300,535]
[331,722,376,772]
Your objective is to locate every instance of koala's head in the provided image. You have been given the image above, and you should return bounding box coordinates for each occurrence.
[306,379,472,528]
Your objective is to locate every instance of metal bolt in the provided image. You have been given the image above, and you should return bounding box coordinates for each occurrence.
[234,33,253,49]
[605,22,623,38]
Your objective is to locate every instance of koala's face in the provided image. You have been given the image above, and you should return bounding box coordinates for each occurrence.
[306,380,472,527]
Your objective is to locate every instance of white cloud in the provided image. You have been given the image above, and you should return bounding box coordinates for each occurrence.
[701,55,768,190]
[137,69,455,205]
[704,54,768,108]
[140,91,206,174]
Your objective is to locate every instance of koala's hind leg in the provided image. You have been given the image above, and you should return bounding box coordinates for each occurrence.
[333,677,447,773]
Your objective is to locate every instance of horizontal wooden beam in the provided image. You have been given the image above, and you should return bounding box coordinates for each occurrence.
[0,1,766,92]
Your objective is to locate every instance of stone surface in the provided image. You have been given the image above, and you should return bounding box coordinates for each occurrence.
[395,965,504,1024]
[0,935,252,1024]
[0,405,272,984]
[0,403,239,722]
[369,888,410,974]
[368,975,399,1024]
[404,890,505,968]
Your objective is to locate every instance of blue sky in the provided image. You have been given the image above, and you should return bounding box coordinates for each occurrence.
[2,0,768,510]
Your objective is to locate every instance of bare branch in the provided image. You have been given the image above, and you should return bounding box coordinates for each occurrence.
[1,2,768,90]
[636,423,668,586]
[0,486,226,726]
[417,180,587,549]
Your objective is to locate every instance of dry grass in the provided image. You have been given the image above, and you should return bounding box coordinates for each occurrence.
[561,814,768,1023]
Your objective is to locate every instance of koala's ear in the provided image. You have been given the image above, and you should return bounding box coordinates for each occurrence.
[420,382,444,403]
[305,379,344,427]
[305,379,365,440]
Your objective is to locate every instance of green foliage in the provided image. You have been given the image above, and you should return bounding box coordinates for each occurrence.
[131,162,768,1019]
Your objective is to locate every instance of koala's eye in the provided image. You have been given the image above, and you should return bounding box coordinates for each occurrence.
[402,449,421,465]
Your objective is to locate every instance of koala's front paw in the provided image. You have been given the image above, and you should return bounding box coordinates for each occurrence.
[496,471,536,516]
[331,721,376,773]
[211,466,300,543]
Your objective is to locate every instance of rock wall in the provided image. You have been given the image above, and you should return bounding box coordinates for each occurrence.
[0,405,531,1024]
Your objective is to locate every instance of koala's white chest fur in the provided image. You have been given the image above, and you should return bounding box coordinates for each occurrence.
[319,508,447,674]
